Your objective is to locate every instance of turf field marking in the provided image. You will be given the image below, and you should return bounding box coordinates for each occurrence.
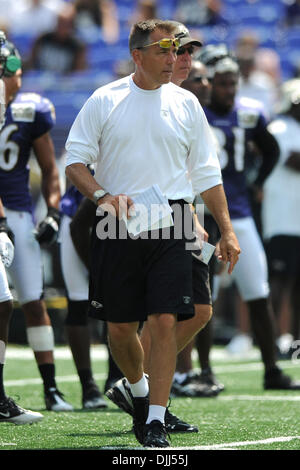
[103,435,300,451]
[218,395,300,401]
[5,375,300,404]
[4,373,106,387]
[101,436,300,452]
[190,434,300,450]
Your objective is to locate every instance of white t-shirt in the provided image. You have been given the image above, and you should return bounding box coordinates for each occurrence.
[65,74,221,202]
[262,115,300,239]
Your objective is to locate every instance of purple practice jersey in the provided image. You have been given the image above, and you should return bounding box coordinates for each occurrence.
[60,185,83,219]
[204,97,267,219]
[0,92,55,213]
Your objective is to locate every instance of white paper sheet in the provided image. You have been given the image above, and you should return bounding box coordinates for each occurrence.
[124,185,174,236]
[192,240,216,265]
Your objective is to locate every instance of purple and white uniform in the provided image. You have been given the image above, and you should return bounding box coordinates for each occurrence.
[204,97,270,301]
[0,92,55,304]
[0,92,55,213]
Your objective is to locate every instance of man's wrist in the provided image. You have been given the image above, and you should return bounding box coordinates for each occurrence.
[93,189,109,204]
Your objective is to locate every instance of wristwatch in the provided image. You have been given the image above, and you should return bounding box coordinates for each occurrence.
[93,189,108,204]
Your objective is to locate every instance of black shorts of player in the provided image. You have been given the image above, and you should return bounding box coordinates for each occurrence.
[265,235,300,278]
[88,200,194,323]
[192,258,212,305]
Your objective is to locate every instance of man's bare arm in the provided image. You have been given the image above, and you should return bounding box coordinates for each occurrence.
[66,163,103,201]
[200,184,240,274]
[66,163,134,218]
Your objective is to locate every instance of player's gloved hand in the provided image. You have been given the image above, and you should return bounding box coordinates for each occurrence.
[35,207,61,247]
[0,231,14,267]
[0,217,15,245]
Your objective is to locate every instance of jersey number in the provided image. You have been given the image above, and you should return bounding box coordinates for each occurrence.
[212,126,245,172]
[0,124,20,171]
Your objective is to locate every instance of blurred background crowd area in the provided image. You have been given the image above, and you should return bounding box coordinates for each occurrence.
[2,0,300,349]
[1,0,300,161]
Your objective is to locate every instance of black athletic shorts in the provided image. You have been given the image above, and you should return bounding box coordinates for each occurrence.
[88,200,195,323]
[265,235,300,278]
[192,258,212,305]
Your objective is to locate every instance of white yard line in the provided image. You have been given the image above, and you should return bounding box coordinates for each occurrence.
[189,435,300,450]
[103,435,300,451]
[218,395,300,401]
[5,345,108,360]
[5,372,106,387]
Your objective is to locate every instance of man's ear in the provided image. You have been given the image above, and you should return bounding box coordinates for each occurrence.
[131,49,143,67]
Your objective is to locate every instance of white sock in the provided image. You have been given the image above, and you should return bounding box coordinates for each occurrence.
[129,374,149,397]
[146,405,166,424]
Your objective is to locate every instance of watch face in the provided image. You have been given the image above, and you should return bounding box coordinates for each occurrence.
[93,190,106,202]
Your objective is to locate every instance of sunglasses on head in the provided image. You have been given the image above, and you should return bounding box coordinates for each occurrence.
[177,46,194,56]
[141,37,180,50]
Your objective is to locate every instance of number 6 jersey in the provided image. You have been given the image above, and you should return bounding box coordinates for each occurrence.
[0,92,55,213]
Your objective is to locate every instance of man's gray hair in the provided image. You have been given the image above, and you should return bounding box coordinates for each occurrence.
[129,19,177,52]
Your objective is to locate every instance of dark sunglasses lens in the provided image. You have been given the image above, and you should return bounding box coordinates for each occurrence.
[177,46,194,56]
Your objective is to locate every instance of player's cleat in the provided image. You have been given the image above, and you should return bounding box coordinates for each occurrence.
[105,377,199,433]
[264,367,300,390]
[0,397,43,425]
[171,377,219,398]
[105,377,134,416]
[82,384,108,409]
[165,407,198,433]
[132,396,149,445]
[104,376,123,394]
[45,388,74,411]
[196,367,225,392]
[143,420,170,448]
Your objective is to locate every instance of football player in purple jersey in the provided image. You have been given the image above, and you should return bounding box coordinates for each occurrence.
[0,33,73,411]
[0,64,44,422]
[0,196,44,424]
[189,45,300,390]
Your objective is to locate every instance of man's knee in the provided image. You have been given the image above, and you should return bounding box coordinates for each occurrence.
[194,304,213,331]
[147,313,177,337]
[65,300,89,326]
[108,321,139,345]
[22,299,49,325]
[0,300,13,323]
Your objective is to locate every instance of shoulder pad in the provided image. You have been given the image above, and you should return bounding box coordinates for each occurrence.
[10,102,36,122]
[236,98,262,129]
[11,92,56,123]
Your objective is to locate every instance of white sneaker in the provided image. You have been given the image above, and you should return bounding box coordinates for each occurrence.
[0,397,43,425]
[45,388,74,411]
[226,333,253,355]
[82,383,108,409]
[276,333,294,355]
[83,393,108,409]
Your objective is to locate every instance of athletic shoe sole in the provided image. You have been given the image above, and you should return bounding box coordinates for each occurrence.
[83,396,108,409]
[1,411,44,425]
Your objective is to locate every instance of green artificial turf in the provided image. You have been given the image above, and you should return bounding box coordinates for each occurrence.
[1,345,300,452]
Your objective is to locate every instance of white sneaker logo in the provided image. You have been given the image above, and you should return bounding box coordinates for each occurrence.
[0,411,10,417]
